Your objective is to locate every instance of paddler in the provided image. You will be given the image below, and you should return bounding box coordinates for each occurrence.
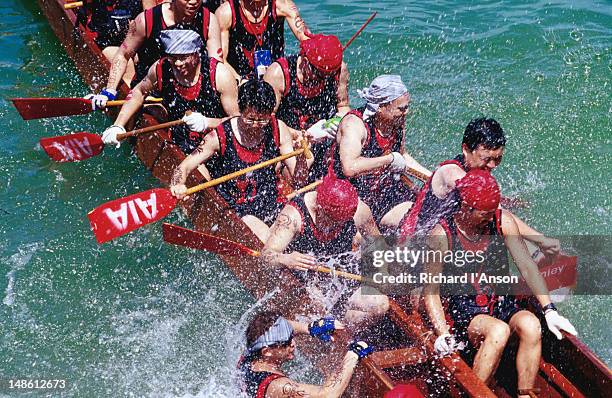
[399,117,561,255]
[76,0,143,85]
[169,79,309,241]
[215,0,311,79]
[330,75,431,231]
[264,33,349,182]
[422,170,577,398]
[262,175,389,332]
[240,310,373,398]
[86,0,223,110]
[100,29,238,154]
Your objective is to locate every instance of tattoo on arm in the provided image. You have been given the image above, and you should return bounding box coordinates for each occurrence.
[281,382,307,397]
[171,167,184,186]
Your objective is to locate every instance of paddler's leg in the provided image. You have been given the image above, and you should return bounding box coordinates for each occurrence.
[102,47,135,86]
[241,215,271,242]
[379,201,413,230]
[344,288,389,331]
[508,310,542,397]
[466,314,511,385]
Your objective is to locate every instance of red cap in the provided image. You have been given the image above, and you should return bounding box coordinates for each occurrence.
[300,33,343,74]
[316,175,358,222]
[456,169,500,211]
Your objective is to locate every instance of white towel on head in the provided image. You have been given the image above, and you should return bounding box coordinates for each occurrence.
[357,75,408,119]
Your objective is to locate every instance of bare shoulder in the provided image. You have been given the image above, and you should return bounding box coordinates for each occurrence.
[264,62,285,86]
[275,0,297,16]
[214,1,232,29]
[426,223,449,250]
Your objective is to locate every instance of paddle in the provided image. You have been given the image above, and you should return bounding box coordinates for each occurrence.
[162,223,364,282]
[64,1,82,9]
[88,139,312,243]
[343,12,377,50]
[40,118,184,162]
[11,96,162,120]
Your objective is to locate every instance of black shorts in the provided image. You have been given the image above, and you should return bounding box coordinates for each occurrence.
[448,295,523,341]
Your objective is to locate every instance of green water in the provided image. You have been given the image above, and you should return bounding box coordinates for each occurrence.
[0,1,610,396]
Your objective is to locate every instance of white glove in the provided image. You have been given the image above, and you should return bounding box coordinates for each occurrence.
[102,125,126,148]
[388,152,407,173]
[545,311,577,340]
[305,119,334,142]
[434,333,456,356]
[84,88,117,110]
[182,111,209,132]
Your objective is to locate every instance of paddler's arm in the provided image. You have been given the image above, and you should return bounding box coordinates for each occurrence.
[266,351,359,398]
[215,61,240,117]
[337,114,394,178]
[263,61,285,112]
[112,61,157,127]
[336,62,350,116]
[423,224,452,337]
[506,210,560,256]
[278,121,309,188]
[501,210,552,306]
[354,200,381,241]
[431,163,466,199]
[169,131,220,200]
[206,13,223,61]
[277,0,311,41]
[261,204,316,271]
[105,14,146,92]
[214,3,241,80]
[402,152,431,178]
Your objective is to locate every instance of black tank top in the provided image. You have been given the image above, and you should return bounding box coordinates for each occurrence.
[400,155,467,239]
[211,118,282,222]
[239,359,284,398]
[440,209,511,301]
[226,0,285,78]
[274,55,339,130]
[78,0,142,47]
[134,4,211,84]
[286,195,356,256]
[156,53,225,154]
[330,107,403,202]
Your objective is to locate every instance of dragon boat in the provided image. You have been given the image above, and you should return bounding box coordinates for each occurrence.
[35,0,611,396]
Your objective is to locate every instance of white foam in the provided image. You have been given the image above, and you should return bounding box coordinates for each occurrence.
[3,242,43,306]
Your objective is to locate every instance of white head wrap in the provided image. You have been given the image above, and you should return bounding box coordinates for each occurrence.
[357,75,408,120]
[160,29,203,55]
[247,317,293,354]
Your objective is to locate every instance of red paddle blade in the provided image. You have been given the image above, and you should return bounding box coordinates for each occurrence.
[162,223,259,257]
[12,98,93,120]
[88,188,177,244]
[40,132,104,162]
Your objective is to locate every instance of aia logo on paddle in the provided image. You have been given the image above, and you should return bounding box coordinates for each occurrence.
[51,137,94,161]
[40,132,104,162]
[103,192,159,231]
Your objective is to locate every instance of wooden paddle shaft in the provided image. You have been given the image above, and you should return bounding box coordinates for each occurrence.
[116,118,184,140]
[343,12,377,50]
[185,139,312,196]
[64,1,82,9]
[105,96,162,107]
[404,167,428,182]
[286,180,322,200]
